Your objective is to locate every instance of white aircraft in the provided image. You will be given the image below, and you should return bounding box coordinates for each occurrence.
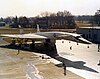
[0,25,91,57]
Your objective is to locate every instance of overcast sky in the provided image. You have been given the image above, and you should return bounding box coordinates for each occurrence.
[0,0,100,17]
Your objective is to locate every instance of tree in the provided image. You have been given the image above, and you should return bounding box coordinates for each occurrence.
[94,9,100,26]
[57,11,63,17]
[18,16,29,27]
[13,16,18,27]
[40,12,51,17]
[0,17,4,22]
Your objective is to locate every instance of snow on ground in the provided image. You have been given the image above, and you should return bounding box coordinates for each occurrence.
[0,37,100,79]
[25,62,43,79]
[54,40,100,79]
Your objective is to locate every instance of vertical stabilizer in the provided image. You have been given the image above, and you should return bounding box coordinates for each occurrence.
[37,24,40,32]
[19,25,24,34]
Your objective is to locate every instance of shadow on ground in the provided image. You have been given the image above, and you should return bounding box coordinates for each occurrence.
[55,56,99,73]
[0,44,58,57]
[0,44,99,73]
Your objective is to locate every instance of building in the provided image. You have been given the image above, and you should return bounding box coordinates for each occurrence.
[0,22,5,26]
[77,27,100,44]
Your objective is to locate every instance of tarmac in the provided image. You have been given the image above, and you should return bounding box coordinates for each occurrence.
[0,28,100,79]
[0,38,85,79]
[54,40,100,79]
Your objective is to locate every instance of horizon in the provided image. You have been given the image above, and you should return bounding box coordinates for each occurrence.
[0,0,100,18]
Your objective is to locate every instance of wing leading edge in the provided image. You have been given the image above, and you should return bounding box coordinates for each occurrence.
[0,32,91,44]
[0,33,47,39]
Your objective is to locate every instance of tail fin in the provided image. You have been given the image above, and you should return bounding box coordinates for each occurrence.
[37,24,40,32]
[19,25,24,34]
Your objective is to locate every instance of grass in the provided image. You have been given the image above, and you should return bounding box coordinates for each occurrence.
[76,21,93,27]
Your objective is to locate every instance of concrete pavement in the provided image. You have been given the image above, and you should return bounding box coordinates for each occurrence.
[54,40,100,79]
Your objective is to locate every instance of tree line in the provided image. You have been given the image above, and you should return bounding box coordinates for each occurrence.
[0,10,76,29]
[1,9,100,28]
[75,9,100,26]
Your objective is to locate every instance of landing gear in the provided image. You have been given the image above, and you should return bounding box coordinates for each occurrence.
[10,38,58,57]
[10,38,16,46]
[44,39,58,57]
[30,40,35,49]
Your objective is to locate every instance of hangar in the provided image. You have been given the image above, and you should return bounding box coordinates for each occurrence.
[77,27,100,43]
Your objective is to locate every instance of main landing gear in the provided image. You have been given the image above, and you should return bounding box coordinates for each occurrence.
[43,39,58,57]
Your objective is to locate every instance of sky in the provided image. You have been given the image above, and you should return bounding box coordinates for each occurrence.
[0,0,100,18]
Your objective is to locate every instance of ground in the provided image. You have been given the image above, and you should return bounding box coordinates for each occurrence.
[55,40,100,79]
[0,38,85,79]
